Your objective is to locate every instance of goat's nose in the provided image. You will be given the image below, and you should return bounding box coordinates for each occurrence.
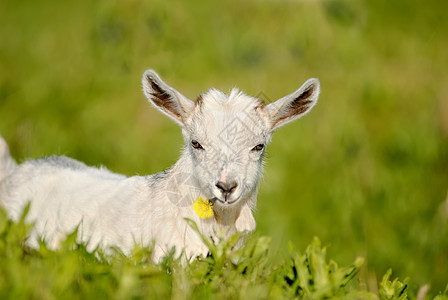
[216,181,238,197]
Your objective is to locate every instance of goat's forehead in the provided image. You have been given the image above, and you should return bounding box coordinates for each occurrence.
[191,89,267,139]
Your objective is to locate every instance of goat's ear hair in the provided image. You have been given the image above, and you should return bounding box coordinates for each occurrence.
[264,78,320,131]
[142,70,195,127]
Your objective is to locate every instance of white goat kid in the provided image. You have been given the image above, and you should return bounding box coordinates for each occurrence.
[0,70,320,262]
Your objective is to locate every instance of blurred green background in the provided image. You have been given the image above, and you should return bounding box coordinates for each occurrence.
[1,0,447,293]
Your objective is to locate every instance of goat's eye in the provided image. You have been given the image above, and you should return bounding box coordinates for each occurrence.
[252,144,264,151]
[192,140,204,150]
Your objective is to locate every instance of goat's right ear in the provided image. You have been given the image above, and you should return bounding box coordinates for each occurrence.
[142,70,195,127]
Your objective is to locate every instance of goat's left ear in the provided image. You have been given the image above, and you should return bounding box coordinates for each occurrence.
[142,70,195,127]
[264,78,320,132]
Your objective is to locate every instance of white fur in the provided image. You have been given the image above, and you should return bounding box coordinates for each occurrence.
[0,70,320,262]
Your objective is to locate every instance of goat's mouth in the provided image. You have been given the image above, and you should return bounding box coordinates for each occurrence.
[209,197,240,206]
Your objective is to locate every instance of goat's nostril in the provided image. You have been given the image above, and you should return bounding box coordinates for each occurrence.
[216,182,225,193]
[216,181,238,194]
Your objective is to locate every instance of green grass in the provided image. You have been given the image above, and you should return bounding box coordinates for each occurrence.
[1,0,448,298]
[1,208,447,299]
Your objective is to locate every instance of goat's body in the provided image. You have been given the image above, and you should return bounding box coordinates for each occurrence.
[0,147,250,261]
[0,70,319,262]
[0,135,17,182]
[1,155,146,252]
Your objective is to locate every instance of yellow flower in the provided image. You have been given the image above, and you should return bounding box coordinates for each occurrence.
[193,197,214,219]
